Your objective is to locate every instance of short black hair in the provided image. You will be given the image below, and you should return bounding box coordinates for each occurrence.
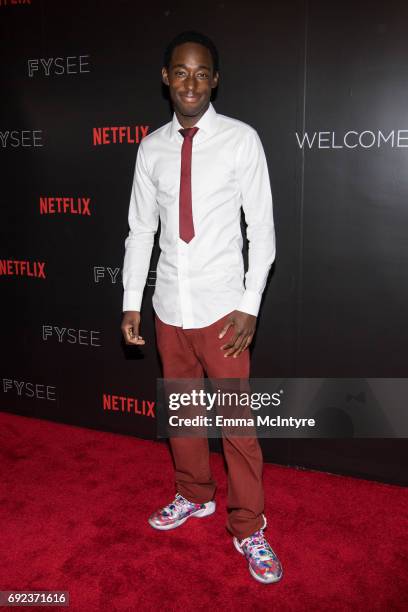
[163,30,219,74]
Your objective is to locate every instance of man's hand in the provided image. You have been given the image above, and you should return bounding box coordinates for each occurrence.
[121,311,145,345]
[218,310,257,358]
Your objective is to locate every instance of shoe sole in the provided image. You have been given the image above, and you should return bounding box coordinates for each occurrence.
[233,536,283,584]
[148,500,216,531]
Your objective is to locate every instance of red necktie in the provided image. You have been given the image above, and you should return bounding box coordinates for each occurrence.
[179,127,199,243]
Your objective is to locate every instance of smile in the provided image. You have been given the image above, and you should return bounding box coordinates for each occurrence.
[181,95,199,102]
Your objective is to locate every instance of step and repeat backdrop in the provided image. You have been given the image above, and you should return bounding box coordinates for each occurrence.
[1,0,407,484]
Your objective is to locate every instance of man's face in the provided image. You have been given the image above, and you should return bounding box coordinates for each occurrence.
[162,42,219,119]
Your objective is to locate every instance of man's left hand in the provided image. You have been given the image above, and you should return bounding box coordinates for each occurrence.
[218,310,257,358]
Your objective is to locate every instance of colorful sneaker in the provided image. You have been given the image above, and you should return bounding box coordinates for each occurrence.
[148,493,216,530]
[233,516,283,584]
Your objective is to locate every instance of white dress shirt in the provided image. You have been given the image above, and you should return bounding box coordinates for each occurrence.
[122,102,276,329]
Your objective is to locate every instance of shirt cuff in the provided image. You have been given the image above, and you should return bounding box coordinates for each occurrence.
[236,290,262,317]
[123,290,143,312]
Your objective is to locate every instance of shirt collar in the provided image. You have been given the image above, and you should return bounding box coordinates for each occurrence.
[169,102,218,141]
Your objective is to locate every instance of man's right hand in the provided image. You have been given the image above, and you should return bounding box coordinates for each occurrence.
[121,311,145,345]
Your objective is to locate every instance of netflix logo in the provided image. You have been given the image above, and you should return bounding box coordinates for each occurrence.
[40,197,91,216]
[0,0,31,6]
[93,126,149,146]
[103,393,155,418]
[0,259,46,278]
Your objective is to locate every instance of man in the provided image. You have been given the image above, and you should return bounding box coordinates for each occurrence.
[121,31,283,584]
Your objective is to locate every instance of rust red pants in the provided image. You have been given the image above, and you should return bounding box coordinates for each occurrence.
[154,310,265,540]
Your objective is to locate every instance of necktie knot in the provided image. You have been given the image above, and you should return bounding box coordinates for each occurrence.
[179,127,199,139]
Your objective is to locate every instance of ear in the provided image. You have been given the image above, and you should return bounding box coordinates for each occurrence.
[211,71,219,89]
[162,67,169,86]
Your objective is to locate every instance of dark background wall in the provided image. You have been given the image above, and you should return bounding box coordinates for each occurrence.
[1,0,407,485]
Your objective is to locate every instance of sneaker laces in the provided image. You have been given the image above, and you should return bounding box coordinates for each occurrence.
[161,493,195,518]
[240,516,274,560]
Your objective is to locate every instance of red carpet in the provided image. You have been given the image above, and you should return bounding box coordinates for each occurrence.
[0,411,407,611]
